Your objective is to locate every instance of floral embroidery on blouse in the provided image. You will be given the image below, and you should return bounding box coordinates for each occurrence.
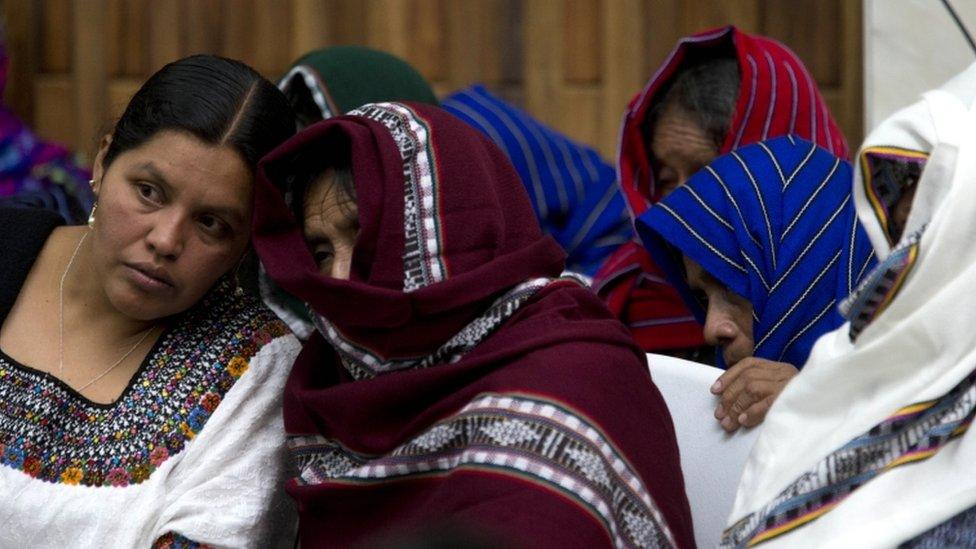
[0,281,289,487]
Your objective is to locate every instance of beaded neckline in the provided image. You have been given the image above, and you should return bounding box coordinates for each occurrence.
[0,281,289,487]
[0,323,171,410]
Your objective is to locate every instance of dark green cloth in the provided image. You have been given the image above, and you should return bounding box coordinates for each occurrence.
[280,45,438,122]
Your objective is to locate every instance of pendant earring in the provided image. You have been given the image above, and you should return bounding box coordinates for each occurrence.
[87,179,97,228]
[88,202,98,228]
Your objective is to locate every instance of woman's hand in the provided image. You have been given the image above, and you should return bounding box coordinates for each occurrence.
[710,357,798,432]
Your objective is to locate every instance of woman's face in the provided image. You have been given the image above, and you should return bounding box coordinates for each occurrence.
[302,169,360,280]
[650,105,719,198]
[90,130,253,321]
[890,184,917,242]
[682,255,754,365]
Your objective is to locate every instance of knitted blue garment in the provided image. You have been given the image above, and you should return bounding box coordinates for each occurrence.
[637,136,876,368]
[441,85,632,276]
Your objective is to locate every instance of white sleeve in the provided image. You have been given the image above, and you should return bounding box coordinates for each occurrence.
[151,334,301,548]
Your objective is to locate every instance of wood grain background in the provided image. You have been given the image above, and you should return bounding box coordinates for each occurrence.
[2,0,862,162]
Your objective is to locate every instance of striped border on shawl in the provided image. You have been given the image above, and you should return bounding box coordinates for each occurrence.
[347,102,447,291]
[720,368,976,548]
[312,277,556,380]
[277,65,338,119]
[859,146,930,246]
[288,392,677,548]
[840,229,923,341]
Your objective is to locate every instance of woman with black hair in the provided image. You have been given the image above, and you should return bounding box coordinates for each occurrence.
[0,54,298,547]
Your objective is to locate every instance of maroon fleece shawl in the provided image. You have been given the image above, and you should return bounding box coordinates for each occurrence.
[252,102,694,548]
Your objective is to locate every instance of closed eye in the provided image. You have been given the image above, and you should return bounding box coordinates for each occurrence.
[311,242,335,270]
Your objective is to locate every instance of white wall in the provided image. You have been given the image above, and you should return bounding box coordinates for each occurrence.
[864,0,976,130]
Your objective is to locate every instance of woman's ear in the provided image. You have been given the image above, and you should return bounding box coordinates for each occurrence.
[91,134,113,195]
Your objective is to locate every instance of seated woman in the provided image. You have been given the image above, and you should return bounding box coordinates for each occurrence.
[252,102,695,547]
[594,26,849,356]
[263,45,440,340]
[637,136,876,432]
[722,64,976,548]
[0,55,298,546]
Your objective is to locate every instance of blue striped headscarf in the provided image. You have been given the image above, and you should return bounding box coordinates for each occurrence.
[441,85,632,276]
[637,136,876,368]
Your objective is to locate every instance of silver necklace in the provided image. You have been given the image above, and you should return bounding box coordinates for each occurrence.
[59,230,155,393]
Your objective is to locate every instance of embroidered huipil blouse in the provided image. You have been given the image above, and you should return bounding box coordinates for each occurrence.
[0,208,300,547]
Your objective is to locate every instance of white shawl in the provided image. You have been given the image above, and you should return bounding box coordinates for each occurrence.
[722,63,976,548]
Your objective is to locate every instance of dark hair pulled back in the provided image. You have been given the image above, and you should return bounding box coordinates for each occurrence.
[102,54,296,171]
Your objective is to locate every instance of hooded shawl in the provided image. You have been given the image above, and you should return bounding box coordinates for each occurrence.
[722,64,976,548]
[637,136,875,368]
[594,26,848,353]
[252,102,694,548]
[442,85,632,276]
[263,46,440,339]
[0,37,92,223]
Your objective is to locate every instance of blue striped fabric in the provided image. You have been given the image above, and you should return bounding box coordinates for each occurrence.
[441,85,632,276]
[636,136,876,368]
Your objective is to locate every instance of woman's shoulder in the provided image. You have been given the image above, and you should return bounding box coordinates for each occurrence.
[176,281,297,358]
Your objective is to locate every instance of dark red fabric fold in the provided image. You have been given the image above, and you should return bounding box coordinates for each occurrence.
[252,102,694,547]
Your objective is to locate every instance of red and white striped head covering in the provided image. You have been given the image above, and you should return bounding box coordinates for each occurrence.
[620,25,848,219]
[595,25,849,353]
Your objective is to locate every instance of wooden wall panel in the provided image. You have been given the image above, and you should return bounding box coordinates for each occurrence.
[106,0,149,77]
[3,0,39,121]
[73,0,108,153]
[40,0,72,72]
[33,75,75,146]
[600,0,647,153]
[407,0,447,83]
[2,0,863,162]
[290,0,331,57]
[763,0,841,87]
[682,0,760,34]
[184,0,223,54]
[147,0,182,73]
[563,0,601,85]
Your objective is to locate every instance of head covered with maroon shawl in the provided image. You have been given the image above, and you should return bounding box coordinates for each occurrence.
[594,25,848,355]
[252,102,694,548]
